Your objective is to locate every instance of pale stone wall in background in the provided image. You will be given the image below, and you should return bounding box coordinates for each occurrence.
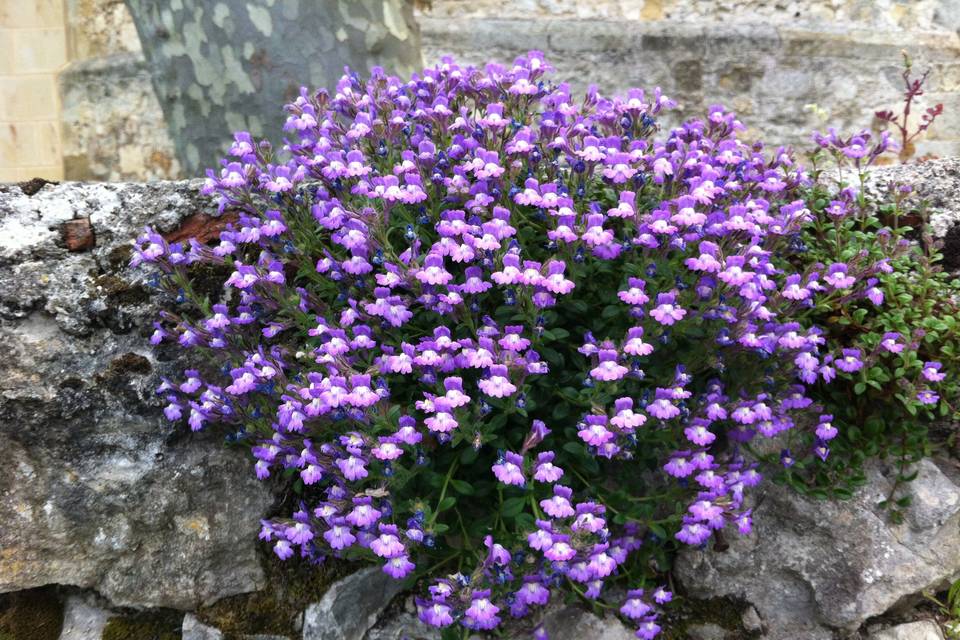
[422,0,959,30]
[59,0,181,181]
[0,0,958,182]
[417,0,960,158]
[0,0,68,182]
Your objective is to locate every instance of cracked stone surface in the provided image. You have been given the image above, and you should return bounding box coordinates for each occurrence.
[870,620,946,640]
[675,458,960,639]
[0,180,275,610]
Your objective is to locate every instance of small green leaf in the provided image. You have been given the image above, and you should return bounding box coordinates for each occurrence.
[501,496,526,518]
[451,479,475,495]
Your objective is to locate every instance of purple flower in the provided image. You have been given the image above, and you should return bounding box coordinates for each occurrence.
[824,263,855,289]
[815,414,838,441]
[591,349,628,381]
[650,292,686,326]
[273,539,294,560]
[541,486,575,518]
[664,453,695,478]
[492,451,526,486]
[418,600,454,627]
[880,332,903,353]
[579,415,614,446]
[479,365,518,398]
[653,587,672,604]
[620,590,652,619]
[835,349,864,373]
[382,555,415,578]
[518,577,550,606]
[619,278,650,305]
[465,590,500,630]
[635,619,662,639]
[675,520,711,545]
[921,361,945,382]
[323,520,356,550]
[534,452,564,482]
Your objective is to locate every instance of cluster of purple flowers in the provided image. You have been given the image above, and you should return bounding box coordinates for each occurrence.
[134,53,892,638]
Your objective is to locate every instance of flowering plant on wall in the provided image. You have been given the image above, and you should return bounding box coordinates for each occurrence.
[764,125,960,518]
[132,53,917,638]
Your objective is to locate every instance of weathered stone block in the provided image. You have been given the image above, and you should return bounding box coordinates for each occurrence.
[0,179,275,610]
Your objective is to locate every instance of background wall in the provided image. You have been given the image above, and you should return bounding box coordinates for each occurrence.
[0,0,958,183]
[0,1,68,182]
[418,0,960,158]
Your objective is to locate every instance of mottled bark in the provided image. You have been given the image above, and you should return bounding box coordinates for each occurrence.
[124,0,423,175]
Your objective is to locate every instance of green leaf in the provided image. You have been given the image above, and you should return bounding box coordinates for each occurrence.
[515,512,536,531]
[501,496,526,518]
[450,479,475,495]
[437,496,456,511]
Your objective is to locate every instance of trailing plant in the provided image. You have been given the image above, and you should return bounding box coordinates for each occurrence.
[768,127,959,519]
[134,54,916,638]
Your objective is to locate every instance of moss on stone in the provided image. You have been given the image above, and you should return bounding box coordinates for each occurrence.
[0,587,64,640]
[658,595,757,640]
[106,244,134,270]
[197,555,357,639]
[105,352,153,376]
[92,274,151,306]
[101,609,182,640]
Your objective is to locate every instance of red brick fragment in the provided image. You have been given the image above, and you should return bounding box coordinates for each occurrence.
[163,211,239,244]
[62,218,95,252]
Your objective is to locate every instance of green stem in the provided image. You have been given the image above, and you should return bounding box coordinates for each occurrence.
[428,459,459,528]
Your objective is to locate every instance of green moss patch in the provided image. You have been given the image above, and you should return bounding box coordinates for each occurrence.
[101,609,182,640]
[197,555,357,639]
[658,595,757,640]
[0,587,64,640]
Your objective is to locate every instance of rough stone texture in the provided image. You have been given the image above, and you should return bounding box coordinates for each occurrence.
[123,0,423,175]
[0,179,276,610]
[363,611,439,640]
[182,613,225,640]
[870,620,946,640]
[418,15,960,157]
[537,605,635,640]
[862,157,960,238]
[59,53,182,181]
[65,0,142,61]
[422,0,959,31]
[302,567,404,640]
[685,622,729,640]
[675,458,960,639]
[58,0,181,182]
[57,595,112,640]
[740,605,763,634]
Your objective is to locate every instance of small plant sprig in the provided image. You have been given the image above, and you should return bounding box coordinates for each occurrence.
[133,54,929,638]
[923,579,960,639]
[874,50,944,162]
[776,126,959,521]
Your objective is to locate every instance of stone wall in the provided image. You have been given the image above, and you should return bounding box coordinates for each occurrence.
[417,1,960,158]
[3,0,959,182]
[1,159,960,639]
[59,0,181,182]
[422,0,960,30]
[0,0,68,182]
